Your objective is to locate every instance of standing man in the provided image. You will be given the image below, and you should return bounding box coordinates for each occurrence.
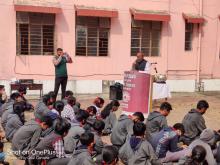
[132,52,151,73]
[53,48,72,99]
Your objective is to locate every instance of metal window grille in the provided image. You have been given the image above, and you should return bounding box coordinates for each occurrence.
[185,22,193,51]
[131,20,161,56]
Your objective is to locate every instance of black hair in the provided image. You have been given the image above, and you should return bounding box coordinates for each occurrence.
[10,92,21,100]
[133,112,145,122]
[54,117,71,136]
[0,85,4,90]
[160,102,172,111]
[173,123,185,134]
[93,120,105,133]
[101,100,120,119]
[42,94,51,105]
[197,100,209,110]
[102,145,119,164]
[185,145,208,165]
[133,122,146,136]
[75,109,90,122]
[41,115,53,127]
[48,91,56,100]
[65,90,73,97]
[13,102,26,124]
[0,141,3,149]
[18,85,27,93]
[94,97,105,108]
[53,101,64,112]
[87,106,97,115]
[67,96,76,105]
[80,132,94,146]
[57,48,63,51]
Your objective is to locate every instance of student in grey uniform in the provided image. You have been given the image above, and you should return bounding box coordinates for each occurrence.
[110,112,145,150]
[64,109,89,154]
[11,116,53,159]
[62,90,74,106]
[101,100,120,135]
[182,100,209,145]
[51,101,65,116]
[93,97,105,116]
[35,117,71,165]
[102,145,119,165]
[68,132,95,165]
[146,102,172,135]
[119,122,160,165]
[5,102,26,141]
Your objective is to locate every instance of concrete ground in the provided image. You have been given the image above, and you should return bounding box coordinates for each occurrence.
[4,92,220,164]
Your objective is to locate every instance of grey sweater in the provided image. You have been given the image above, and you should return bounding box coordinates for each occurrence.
[1,104,14,130]
[103,111,117,134]
[110,114,134,146]
[5,114,23,141]
[34,100,50,120]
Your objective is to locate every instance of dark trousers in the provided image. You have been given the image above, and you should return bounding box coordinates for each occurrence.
[54,77,68,99]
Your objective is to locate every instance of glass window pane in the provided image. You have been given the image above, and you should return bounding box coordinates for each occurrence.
[43,25,54,55]
[131,28,141,38]
[151,48,160,56]
[131,39,140,47]
[141,48,150,56]
[152,21,162,30]
[152,39,160,47]
[87,47,97,56]
[131,48,140,56]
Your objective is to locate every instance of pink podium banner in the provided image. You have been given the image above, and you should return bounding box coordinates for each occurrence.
[121,71,152,117]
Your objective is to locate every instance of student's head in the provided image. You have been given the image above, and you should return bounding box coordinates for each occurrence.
[160,102,172,116]
[80,132,94,149]
[111,100,120,112]
[93,120,105,134]
[197,100,209,115]
[39,116,53,130]
[10,92,23,102]
[53,101,64,113]
[86,106,97,117]
[191,145,207,164]
[54,117,71,137]
[65,90,73,98]
[42,94,53,106]
[75,109,90,124]
[133,122,146,137]
[0,141,4,152]
[57,48,63,56]
[102,145,119,165]
[13,101,26,120]
[67,96,76,107]
[48,91,56,103]
[101,100,120,119]
[136,52,144,61]
[18,85,27,95]
[132,112,145,123]
[94,97,105,108]
[0,85,5,94]
[173,123,185,136]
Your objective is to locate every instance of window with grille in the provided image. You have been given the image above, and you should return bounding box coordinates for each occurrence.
[16,12,55,55]
[76,16,110,56]
[131,20,161,56]
[185,22,193,51]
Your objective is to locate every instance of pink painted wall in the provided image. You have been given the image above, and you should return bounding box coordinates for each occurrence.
[0,0,220,81]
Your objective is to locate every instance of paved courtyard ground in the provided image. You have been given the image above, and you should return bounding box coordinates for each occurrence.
[4,92,220,164]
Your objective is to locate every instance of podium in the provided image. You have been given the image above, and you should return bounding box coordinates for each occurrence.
[121,71,153,117]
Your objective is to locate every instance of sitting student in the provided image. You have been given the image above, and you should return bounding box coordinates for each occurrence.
[102,145,119,165]
[86,106,97,118]
[179,145,208,165]
[146,102,172,135]
[64,109,89,154]
[0,142,9,165]
[68,132,95,165]
[111,112,145,150]
[35,117,71,165]
[119,122,160,165]
[101,100,120,135]
[1,93,23,130]
[35,94,53,120]
[188,128,217,165]
[11,116,53,159]
[150,123,185,163]
[84,106,97,132]
[90,120,105,164]
[5,101,26,141]
[61,96,76,122]
[17,85,34,111]
[52,100,65,116]
[182,100,209,145]
[0,85,7,108]
[62,90,74,106]
[93,97,105,116]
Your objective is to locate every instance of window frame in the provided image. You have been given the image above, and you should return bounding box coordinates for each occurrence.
[184,22,194,51]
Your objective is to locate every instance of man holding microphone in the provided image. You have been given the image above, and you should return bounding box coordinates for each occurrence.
[53,48,72,99]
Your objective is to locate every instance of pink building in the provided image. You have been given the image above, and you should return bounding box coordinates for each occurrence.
[1,0,220,94]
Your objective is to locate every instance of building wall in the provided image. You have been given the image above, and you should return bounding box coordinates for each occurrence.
[0,0,220,94]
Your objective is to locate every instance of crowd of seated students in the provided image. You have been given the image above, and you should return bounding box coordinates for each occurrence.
[0,85,220,165]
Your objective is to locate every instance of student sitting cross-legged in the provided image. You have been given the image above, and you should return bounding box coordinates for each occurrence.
[119,122,160,165]
[68,132,95,165]
[34,117,71,165]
